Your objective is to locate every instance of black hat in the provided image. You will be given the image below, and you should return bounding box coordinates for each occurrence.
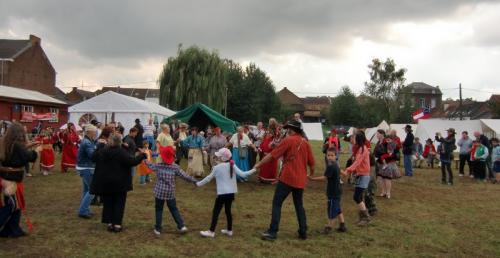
[283,119,303,132]
[446,128,456,134]
[135,118,140,123]
[404,124,412,131]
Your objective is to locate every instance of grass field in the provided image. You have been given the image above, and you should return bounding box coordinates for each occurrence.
[1,141,499,258]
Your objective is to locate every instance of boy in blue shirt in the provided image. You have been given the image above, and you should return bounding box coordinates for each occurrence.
[309,148,347,234]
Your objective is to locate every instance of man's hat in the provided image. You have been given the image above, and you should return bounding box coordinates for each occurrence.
[283,119,303,132]
[159,146,175,165]
[446,128,456,134]
[404,124,412,131]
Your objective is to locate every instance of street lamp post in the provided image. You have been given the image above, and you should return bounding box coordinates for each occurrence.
[0,58,14,85]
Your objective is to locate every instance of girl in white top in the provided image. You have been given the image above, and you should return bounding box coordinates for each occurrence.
[196,148,256,238]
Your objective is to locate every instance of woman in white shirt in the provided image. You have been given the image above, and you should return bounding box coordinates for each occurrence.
[196,148,255,238]
[227,127,256,175]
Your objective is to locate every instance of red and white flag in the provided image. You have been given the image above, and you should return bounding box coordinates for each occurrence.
[412,107,431,121]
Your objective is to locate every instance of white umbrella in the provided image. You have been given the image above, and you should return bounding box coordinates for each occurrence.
[60,123,83,131]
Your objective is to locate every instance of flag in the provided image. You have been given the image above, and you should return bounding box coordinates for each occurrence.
[412,107,431,121]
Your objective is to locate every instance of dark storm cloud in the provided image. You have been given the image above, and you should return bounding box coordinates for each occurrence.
[0,0,494,61]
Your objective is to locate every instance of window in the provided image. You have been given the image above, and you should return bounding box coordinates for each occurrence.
[49,107,59,123]
[419,98,426,108]
[431,98,436,108]
[22,105,34,113]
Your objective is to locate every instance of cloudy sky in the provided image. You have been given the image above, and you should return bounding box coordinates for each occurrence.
[1,0,499,100]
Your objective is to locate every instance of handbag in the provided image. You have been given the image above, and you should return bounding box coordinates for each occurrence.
[239,147,248,160]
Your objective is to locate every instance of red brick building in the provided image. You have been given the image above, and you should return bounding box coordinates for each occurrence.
[0,85,69,131]
[405,82,442,109]
[0,34,57,97]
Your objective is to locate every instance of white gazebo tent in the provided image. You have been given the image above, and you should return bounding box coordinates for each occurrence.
[69,91,175,132]
[415,119,482,149]
[480,119,500,138]
[302,123,324,141]
[365,120,390,143]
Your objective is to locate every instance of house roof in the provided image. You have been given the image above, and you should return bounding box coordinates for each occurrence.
[98,87,159,99]
[0,39,31,59]
[431,99,492,119]
[75,88,96,99]
[0,85,67,105]
[489,94,500,103]
[406,82,442,94]
[53,87,68,102]
[277,87,303,106]
[301,96,331,105]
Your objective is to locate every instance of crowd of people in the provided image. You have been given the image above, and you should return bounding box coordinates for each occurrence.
[0,114,499,241]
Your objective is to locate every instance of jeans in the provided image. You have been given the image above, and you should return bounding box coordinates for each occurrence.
[0,195,25,237]
[459,154,472,175]
[101,192,127,226]
[403,155,413,176]
[145,135,156,151]
[155,198,184,232]
[78,169,95,216]
[139,175,151,184]
[210,194,234,232]
[441,162,453,183]
[268,182,307,236]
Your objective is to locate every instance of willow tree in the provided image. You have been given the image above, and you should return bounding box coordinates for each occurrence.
[158,45,227,112]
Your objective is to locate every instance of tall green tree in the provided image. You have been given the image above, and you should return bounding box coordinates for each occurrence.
[359,96,386,128]
[158,45,227,112]
[363,58,407,122]
[329,86,361,126]
[226,63,281,123]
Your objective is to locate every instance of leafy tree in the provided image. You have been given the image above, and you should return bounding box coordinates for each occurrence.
[489,100,500,119]
[329,86,361,126]
[227,63,281,123]
[359,97,386,128]
[158,45,227,112]
[363,58,407,122]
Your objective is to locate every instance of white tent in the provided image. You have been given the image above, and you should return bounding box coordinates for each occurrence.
[389,123,417,141]
[69,91,176,132]
[302,123,324,141]
[415,119,482,149]
[480,119,500,138]
[364,120,390,143]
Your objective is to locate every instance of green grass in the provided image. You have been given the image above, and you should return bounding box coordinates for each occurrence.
[1,141,499,257]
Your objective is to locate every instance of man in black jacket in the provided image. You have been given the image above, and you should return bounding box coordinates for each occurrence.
[402,125,415,177]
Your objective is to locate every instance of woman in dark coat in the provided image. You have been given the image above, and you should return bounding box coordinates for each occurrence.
[90,134,145,232]
[0,122,39,237]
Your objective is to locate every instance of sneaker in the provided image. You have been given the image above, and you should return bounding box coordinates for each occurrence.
[78,214,92,219]
[459,174,464,177]
[448,182,453,186]
[200,230,215,238]
[42,171,49,176]
[298,233,307,240]
[26,173,33,177]
[221,229,233,236]
[178,226,188,233]
[153,229,161,236]
[261,231,277,241]
[469,175,474,178]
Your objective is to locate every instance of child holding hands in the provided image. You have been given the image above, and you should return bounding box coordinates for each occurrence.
[309,148,347,233]
[196,148,256,238]
[144,146,198,236]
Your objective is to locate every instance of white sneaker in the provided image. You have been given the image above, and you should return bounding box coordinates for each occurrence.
[221,229,233,236]
[200,230,215,238]
[153,229,161,236]
[179,226,188,233]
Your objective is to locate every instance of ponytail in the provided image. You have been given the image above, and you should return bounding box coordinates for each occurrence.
[229,160,234,178]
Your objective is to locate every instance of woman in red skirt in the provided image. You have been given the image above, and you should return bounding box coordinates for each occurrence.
[61,123,80,173]
[39,129,55,176]
[258,129,278,182]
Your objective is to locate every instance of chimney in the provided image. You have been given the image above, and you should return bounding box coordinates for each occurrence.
[29,34,41,45]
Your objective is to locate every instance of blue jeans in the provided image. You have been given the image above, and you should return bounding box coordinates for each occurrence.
[268,182,307,237]
[78,169,95,216]
[145,135,156,151]
[155,198,184,232]
[404,155,413,176]
[139,175,151,184]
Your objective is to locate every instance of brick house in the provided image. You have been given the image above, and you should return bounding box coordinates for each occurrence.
[66,87,97,104]
[405,82,442,109]
[0,34,57,97]
[277,87,331,122]
[0,85,69,131]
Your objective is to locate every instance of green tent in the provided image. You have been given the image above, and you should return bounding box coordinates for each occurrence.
[163,103,238,133]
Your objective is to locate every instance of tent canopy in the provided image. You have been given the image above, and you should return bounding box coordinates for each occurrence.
[415,119,482,150]
[164,103,238,133]
[69,91,175,116]
[480,119,500,138]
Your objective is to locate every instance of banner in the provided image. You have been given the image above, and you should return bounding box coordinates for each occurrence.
[21,112,58,121]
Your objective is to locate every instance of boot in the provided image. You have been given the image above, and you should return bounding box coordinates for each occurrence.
[357,210,371,226]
